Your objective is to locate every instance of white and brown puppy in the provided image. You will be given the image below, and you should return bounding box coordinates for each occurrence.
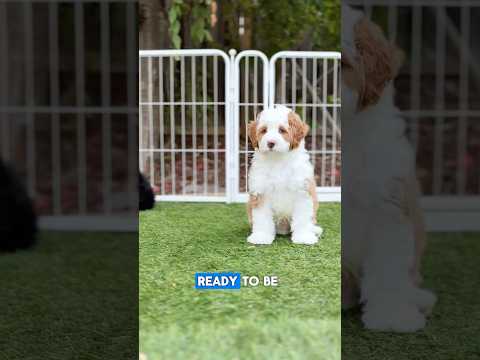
[246,106,321,245]
[342,5,436,332]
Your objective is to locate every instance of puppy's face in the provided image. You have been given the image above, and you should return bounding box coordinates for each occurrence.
[342,7,403,114]
[248,107,309,154]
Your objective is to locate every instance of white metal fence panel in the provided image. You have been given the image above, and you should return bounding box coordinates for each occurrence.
[231,50,269,202]
[140,49,341,203]
[139,50,230,202]
[270,52,341,201]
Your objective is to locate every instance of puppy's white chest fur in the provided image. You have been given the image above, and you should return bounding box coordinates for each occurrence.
[249,147,313,218]
[262,168,300,218]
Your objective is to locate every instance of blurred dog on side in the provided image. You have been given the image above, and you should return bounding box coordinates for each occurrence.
[139,172,155,211]
[341,5,436,332]
[0,160,37,251]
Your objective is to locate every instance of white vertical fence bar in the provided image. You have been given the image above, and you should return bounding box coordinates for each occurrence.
[253,57,258,115]
[159,57,165,194]
[291,58,296,109]
[49,2,61,215]
[311,58,318,171]
[139,51,143,196]
[0,1,9,160]
[191,57,197,194]
[181,57,186,194]
[75,1,87,214]
[225,49,236,202]
[243,56,249,193]
[148,57,154,186]
[170,56,176,194]
[101,2,112,213]
[331,58,339,187]
[387,1,398,42]
[410,5,422,153]
[281,58,286,104]
[433,6,446,195]
[126,0,136,211]
[457,4,469,195]
[222,51,231,201]
[213,56,219,194]
[321,58,327,187]
[301,58,307,121]
[25,1,36,197]
[201,56,207,194]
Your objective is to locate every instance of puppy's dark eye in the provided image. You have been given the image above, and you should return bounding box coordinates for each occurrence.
[259,128,267,134]
[279,127,287,134]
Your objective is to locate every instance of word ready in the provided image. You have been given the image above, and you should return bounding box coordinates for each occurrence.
[195,272,241,289]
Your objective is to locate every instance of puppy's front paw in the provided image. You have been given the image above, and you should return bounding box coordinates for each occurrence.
[362,302,426,332]
[247,232,274,245]
[312,225,323,237]
[412,288,437,315]
[291,231,318,245]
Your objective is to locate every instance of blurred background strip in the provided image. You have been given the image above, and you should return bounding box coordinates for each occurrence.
[0,0,138,230]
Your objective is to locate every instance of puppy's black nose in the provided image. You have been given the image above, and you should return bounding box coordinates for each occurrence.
[267,141,275,149]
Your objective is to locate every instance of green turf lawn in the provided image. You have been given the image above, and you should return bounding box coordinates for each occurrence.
[140,203,341,360]
[0,232,137,359]
[342,233,480,360]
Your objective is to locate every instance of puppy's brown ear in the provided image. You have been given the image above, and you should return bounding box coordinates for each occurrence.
[288,112,309,149]
[248,121,258,149]
[355,17,400,110]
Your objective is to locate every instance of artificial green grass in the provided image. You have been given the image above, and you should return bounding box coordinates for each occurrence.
[140,203,341,360]
[342,233,480,360]
[0,232,137,360]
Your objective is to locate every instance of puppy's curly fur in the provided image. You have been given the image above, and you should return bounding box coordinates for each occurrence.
[246,106,322,245]
[342,5,435,332]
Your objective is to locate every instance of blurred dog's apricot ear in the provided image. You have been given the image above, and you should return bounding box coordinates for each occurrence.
[248,121,258,149]
[288,112,309,149]
[355,17,399,110]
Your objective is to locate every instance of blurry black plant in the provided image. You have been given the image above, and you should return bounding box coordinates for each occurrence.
[0,160,37,252]
[139,172,155,211]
